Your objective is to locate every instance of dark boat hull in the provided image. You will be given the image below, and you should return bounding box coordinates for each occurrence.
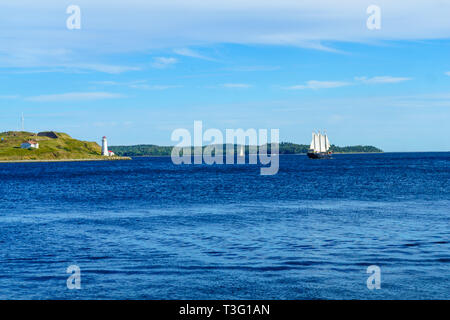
[307,152,332,159]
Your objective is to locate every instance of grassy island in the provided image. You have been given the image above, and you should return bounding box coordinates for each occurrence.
[0,131,130,162]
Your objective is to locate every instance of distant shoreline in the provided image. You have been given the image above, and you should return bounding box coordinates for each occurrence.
[109,142,384,157]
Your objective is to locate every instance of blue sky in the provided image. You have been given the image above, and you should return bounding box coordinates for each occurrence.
[1,1,450,151]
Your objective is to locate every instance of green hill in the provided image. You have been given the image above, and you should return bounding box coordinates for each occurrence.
[0,131,129,161]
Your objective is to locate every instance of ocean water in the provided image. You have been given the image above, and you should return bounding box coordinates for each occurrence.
[0,153,448,300]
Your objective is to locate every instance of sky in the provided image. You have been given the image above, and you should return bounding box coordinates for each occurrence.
[1,0,450,151]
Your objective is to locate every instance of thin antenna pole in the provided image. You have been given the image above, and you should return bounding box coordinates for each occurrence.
[21,112,24,131]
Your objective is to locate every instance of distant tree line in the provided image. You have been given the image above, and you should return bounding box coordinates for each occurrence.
[109,142,383,157]
[109,144,173,156]
[329,144,383,153]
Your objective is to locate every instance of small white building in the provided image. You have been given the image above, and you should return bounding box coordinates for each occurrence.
[21,140,39,149]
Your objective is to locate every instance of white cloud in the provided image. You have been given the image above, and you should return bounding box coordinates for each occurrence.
[1,64,140,74]
[139,85,182,90]
[91,81,122,86]
[2,68,70,74]
[173,48,215,61]
[151,57,178,69]
[221,83,253,88]
[286,80,351,90]
[356,76,412,84]
[286,76,412,90]
[69,64,141,74]
[91,80,181,90]
[0,49,141,74]
[224,66,280,72]
[26,92,124,102]
[127,84,181,90]
[445,72,450,76]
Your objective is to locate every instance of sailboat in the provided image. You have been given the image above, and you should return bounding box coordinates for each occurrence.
[307,131,332,159]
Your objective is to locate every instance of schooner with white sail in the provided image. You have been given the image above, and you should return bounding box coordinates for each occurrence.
[307,131,332,159]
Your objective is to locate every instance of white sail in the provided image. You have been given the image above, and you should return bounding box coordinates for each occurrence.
[314,132,320,152]
[309,132,315,150]
[320,133,327,152]
[325,134,330,151]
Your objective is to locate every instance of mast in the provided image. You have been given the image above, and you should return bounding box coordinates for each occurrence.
[318,131,322,153]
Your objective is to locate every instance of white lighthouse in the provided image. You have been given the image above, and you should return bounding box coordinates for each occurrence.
[102,136,109,156]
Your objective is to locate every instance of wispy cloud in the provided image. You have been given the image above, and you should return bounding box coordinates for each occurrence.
[221,83,253,88]
[224,66,281,72]
[68,64,141,74]
[173,48,215,61]
[285,76,412,90]
[445,72,450,76]
[0,60,141,74]
[0,95,19,99]
[355,76,412,84]
[91,80,181,90]
[151,57,178,69]
[2,68,70,74]
[253,36,343,53]
[26,92,124,102]
[91,81,123,86]
[139,85,182,90]
[286,80,351,90]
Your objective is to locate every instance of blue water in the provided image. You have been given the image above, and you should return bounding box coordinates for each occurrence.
[0,153,449,299]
